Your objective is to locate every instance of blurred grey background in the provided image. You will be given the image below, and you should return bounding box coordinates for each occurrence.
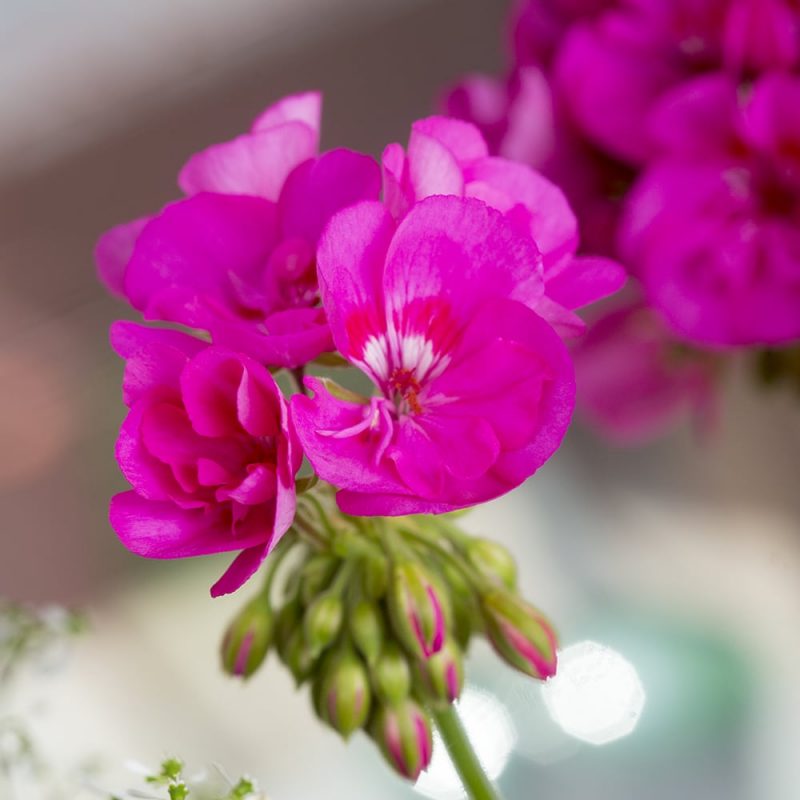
[1,2,798,799]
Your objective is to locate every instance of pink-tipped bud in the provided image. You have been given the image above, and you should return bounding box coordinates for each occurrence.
[371,699,433,781]
[388,562,447,660]
[317,648,372,739]
[481,589,558,679]
[220,596,273,679]
[413,639,464,705]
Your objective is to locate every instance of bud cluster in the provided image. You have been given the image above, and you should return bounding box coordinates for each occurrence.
[219,485,558,783]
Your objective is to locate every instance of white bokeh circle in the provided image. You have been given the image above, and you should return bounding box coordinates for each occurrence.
[541,640,645,746]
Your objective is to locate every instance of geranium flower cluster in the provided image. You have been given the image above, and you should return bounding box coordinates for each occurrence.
[97,91,623,596]
[445,0,800,441]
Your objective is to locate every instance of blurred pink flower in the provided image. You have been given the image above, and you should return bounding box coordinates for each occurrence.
[292,195,575,516]
[108,322,302,596]
[382,114,625,336]
[95,92,380,368]
[621,73,800,346]
[572,303,717,442]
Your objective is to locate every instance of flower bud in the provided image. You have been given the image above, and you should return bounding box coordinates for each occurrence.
[300,552,339,606]
[220,596,273,679]
[370,699,433,781]
[274,598,302,662]
[413,639,464,705]
[283,628,317,685]
[466,538,517,590]
[303,592,344,657]
[349,599,385,666]
[371,642,411,704]
[388,562,447,659]
[361,554,389,600]
[317,648,372,738]
[438,560,479,647]
[481,589,558,679]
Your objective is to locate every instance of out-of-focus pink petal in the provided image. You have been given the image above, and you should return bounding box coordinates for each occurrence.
[251,91,322,140]
[411,116,489,162]
[406,129,464,200]
[95,217,150,298]
[723,0,800,73]
[554,20,677,164]
[178,123,317,201]
[545,255,626,310]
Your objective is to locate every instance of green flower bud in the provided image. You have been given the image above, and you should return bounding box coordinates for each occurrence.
[481,589,558,679]
[349,599,385,666]
[466,538,517,590]
[317,648,372,738]
[303,592,344,657]
[438,560,479,647]
[388,561,448,660]
[370,699,433,781]
[283,627,317,685]
[300,552,339,606]
[371,642,411,704]
[361,554,390,600]
[413,639,464,705]
[220,596,273,679]
[274,598,302,662]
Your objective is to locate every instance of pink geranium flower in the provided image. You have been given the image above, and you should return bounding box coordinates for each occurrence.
[621,73,800,346]
[95,92,380,367]
[382,115,625,336]
[291,195,575,516]
[108,322,302,596]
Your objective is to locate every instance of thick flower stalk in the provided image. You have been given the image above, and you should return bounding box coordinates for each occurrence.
[97,91,622,798]
[444,0,800,439]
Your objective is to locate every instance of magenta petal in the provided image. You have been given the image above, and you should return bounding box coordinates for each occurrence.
[178,124,317,201]
[125,193,278,315]
[465,157,577,267]
[251,91,322,139]
[412,116,489,162]
[384,195,544,320]
[109,491,266,558]
[290,378,405,495]
[180,349,243,437]
[336,491,459,516]
[545,255,627,310]
[279,148,381,244]
[316,201,395,358]
[95,217,149,298]
[406,128,465,199]
[211,543,271,598]
[236,364,280,438]
[110,321,207,362]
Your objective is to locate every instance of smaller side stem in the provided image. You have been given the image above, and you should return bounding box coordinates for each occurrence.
[432,704,504,800]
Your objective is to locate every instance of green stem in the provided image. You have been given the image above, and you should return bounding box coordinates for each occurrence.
[432,704,504,800]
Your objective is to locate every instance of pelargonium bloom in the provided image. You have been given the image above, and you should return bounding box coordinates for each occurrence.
[621,73,800,346]
[382,115,625,336]
[108,322,301,596]
[291,195,575,516]
[95,92,380,367]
